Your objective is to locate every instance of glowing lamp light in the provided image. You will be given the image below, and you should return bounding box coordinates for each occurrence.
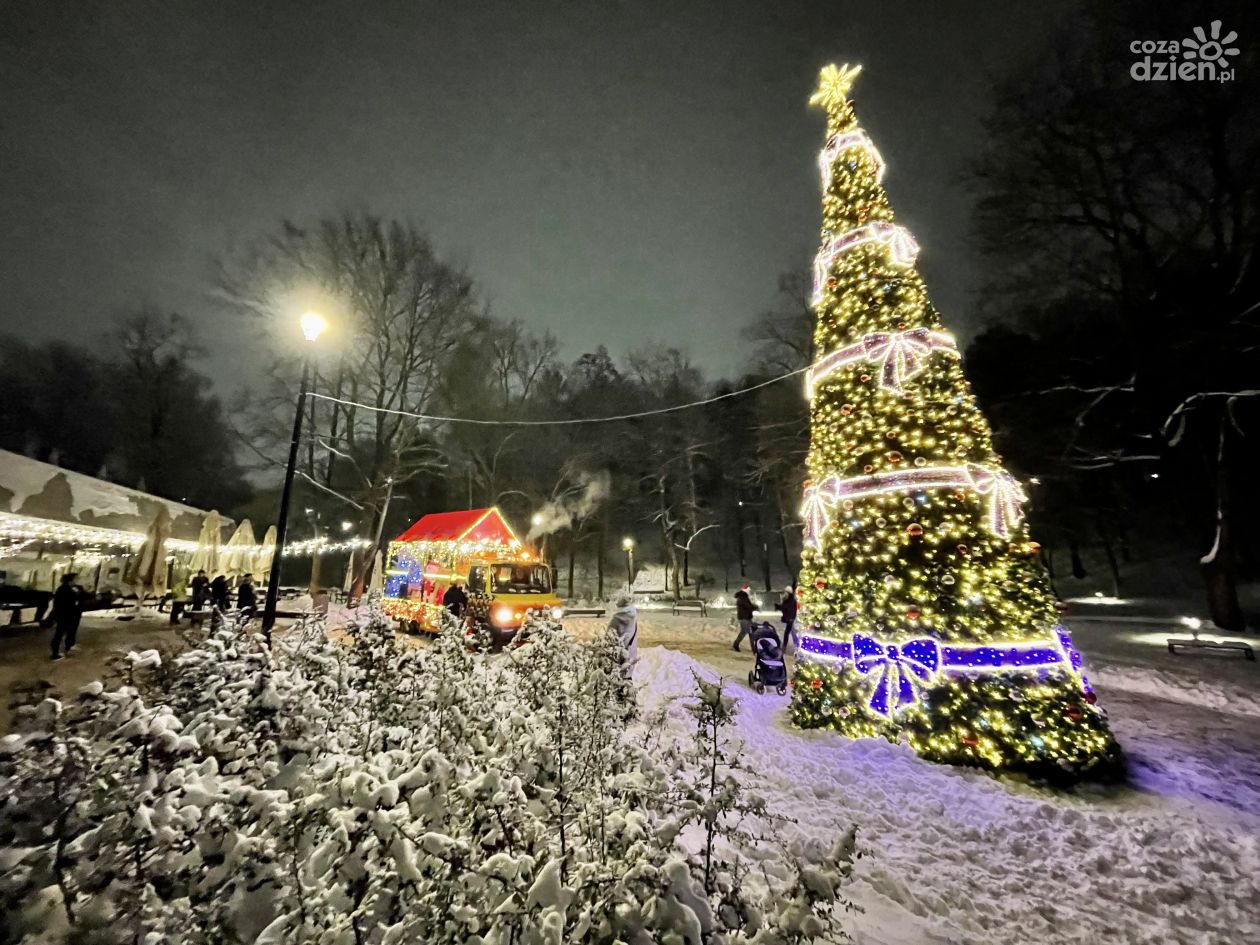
[622,537,635,551]
[300,311,326,342]
[550,606,565,621]
[492,604,514,627]
[531,513,544,527]
[1181,616,1202,631]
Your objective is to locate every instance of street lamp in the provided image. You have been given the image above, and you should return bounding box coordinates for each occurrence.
[262,312,325,640]
[621,536,635,589]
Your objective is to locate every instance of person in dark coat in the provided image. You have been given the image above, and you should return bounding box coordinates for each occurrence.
[210,574,230,611]
[777,584,799,650]
[237,574,257,619]
[442,581,469,618]
[190,570,210,610]
[50,572,82,661]
[731,584,756,651]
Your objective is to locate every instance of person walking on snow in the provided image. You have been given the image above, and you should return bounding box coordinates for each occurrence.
[731,583,755,651]
[190,569,210,610]
[237,574,257,619]
[210,574,230,611]
[443,580,469,618]
[50,572,82,660]
[606,592,639,663]
[777,584,799,650]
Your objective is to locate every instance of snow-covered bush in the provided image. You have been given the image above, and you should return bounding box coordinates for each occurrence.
[0,608,858,944]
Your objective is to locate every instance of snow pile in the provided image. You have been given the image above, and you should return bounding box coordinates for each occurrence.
[0,611,858,944]
[1091,662,1260,720]
[634,645,1260,945]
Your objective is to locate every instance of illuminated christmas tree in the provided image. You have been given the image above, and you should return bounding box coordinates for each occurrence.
[790,64,1121,778]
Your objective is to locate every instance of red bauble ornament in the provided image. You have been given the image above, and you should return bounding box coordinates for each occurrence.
[814,578,827,590]
[1065,706,1083,722]
[962,735,978,748]
[1084,692,1098,705]
[887,451,903,464]
[810,677,823,691]
[906,608,921,620]
[863,464,874,474]
[859,373,872,383]
[957,544,970,556]
[907,523,924,537]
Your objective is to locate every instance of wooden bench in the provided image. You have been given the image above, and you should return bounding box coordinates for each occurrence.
[1167,636,1255,661]
[564,607,606,618]
[672,599,708,616]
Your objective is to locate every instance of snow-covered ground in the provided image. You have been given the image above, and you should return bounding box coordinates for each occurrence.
[609,612,1260,945]
[4,604,1256,943]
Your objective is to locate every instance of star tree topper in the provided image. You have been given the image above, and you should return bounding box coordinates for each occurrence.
[809,63,862,113]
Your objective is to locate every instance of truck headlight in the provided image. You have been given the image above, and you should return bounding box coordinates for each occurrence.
[492,604,514,626]
[550,606,564,621]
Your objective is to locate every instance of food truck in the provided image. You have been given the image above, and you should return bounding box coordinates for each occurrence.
[380,507,562,645]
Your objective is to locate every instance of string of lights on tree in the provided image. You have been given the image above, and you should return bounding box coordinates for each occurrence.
[790,64,1120,778]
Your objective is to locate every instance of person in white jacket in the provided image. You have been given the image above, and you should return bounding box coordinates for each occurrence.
[606,592,639,663]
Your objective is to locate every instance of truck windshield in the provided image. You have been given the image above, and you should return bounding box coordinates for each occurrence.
[489,564,551,594]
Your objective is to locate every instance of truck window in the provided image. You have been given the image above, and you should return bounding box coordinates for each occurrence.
[489,564,551,594]
[468,566,485,594]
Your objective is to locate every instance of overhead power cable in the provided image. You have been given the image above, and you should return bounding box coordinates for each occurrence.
[306,366,808,426]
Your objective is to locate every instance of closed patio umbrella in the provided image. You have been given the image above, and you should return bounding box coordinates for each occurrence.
[368,550,384,595]
[189,511,222,575]
[254,525,277,585]
[130,506,172,604]
[222,519,257,578]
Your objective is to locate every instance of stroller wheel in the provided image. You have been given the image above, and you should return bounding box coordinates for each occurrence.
[755,682,765,694]
[777,684,787,696]
[748,670,755,687]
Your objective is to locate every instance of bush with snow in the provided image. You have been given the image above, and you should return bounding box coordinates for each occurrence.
[0,608,858,944]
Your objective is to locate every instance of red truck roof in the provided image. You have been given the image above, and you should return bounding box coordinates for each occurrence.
[393,507,521,546]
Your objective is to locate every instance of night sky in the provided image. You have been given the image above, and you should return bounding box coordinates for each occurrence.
[1,0,1072,385]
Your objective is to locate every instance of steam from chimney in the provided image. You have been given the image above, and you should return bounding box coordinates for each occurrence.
[527,470,611,539]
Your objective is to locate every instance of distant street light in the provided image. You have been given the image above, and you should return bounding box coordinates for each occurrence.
[532,513,544,527]
[262,312,326,640]
[341,521,353,532]
[621,536,635,589]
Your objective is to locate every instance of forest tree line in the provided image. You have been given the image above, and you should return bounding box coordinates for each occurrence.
[2,1,1257,621]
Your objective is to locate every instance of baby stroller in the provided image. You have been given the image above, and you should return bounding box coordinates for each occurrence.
[747,621,788,695]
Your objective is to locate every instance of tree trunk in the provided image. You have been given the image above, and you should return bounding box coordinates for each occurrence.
[754,507,771,593]
[1202,418,1245,632]
[1069,534,1087,580]
[567,537,576,599]
[1096,519,1122,598]
[734,497,747,580]
[775,492,793,577]
[597,513,606,599]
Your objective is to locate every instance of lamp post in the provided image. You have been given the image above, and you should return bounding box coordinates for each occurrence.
[262,311,325,641]
[621,536,635,590]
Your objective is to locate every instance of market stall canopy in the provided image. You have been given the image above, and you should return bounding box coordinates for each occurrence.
[393,507,521,546]
[0,448,229,550]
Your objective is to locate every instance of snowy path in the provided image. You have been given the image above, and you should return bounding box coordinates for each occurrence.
[600,613,1260,945]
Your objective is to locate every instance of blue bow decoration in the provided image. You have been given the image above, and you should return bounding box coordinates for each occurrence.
[852,634,941,717]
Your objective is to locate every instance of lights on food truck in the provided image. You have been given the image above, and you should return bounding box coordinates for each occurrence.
[550,606,564,621]
[493,604,515,626]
